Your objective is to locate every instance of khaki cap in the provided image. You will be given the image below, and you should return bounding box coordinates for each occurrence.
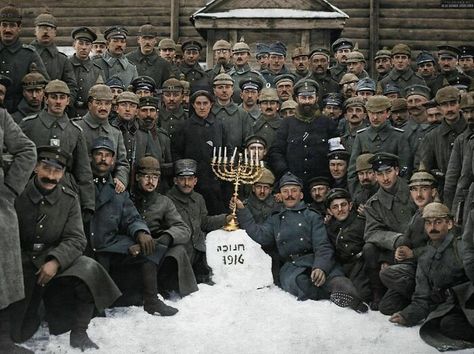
[116,91,139,105]
[409,169,436,187]
[259,88,279,102]
[0,4,21,23]
[374,48,391,60]
[213,39,231,51]
[45,80,70,95]
[280,99,298,111]
[366,95,391,112]
[291,46,309,59]
[422,202,451,218]
[138,24,157,37]
[93,32,106,45]
[256,168,275,186]
[137,156,160,175]
[339,73,359,85]
[88,84,113,101]
[232,38,250,53]
[162,78,183,92]
[460,92,474,109]
[344,97,366,110]
[35,12,56,28]
[158,38,176,50]
[22,72,48,89]
[355,153,374,172]
[345,51,365,63]
[391,43,411,57]
[213,73,234,86]
[175,44,183,56]
[435,86,459,105]
[391,98,408,112]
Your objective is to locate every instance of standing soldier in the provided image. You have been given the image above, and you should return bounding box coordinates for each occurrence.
[345,51,369,79]
[0,107,36,354]
[94,26,138,87]
[291,47,310,81]
[254,88,282,149]
[159,78,187,140]
[126,24,171,89]
[255,43,270,71]
[415,51,446,97]
[12,72,47,123]
[306,48,340,98]
[158,38,182,78]
[0,4,49,113]
[438,45,472,91]
[260,41,291,87]
[238,76,263,121]
[179,40,207,87]
[69,26,105,117]
[374,48,392,81]
[207,39,233,81]
[340,97,369,154]
[459,45,474,78]
[91,32,106,59]
[330,38,353,83]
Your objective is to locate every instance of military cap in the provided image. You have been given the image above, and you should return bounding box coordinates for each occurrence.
[409,167,436,187]
[391,43,411,57]
[180,76,190,93]
[71,26,97,42]
[138,96,159,109]
[174,158,197,176]
[158,38,176,50]
[422,99,437,109]
[366,95,391,112]
[308,176,330,189]
[245,135,267,148]
[91,136,115,155]
[325,188,351,208]
[21,72,47,89]
[404,84,431,99]
[356,78,376,92]
[34,12,56,28]
[258,88,279,102]
[292,46,309,59]
[93,32,106,45]
[344,97,366,110]
[0,4,21,23]
[374,48,391,60]
[116,91,139,105]
[213,72,234,86]
[274,73,296,87]
[256,167,275,186]
[382,83,401,96]
[368,152,399,172]
[331,38,354,53]
[269,41,287,57]
[437,45,460,59]
[339,73,359,86]
[88,84,113,101]
[213,39,231,51]
[104,26,128,40]
[44,80,70,95]
[130,76,156,93]
[459,45,474,59]
[137,156,160,175]
[322,93,343,108]
[190,90,214,104]
[138,24,157,37]
[310,47,331,59]
[460,92,474,109]
[391,98,408,112]
[162,78,183,92]
[232,38,250,53]
[422,202,451,219]
[448,75,471,91]
[0,75,12,89]
[346,51,365,63]
[327,149,350,162]
[435,86,459,105]
[294,79,319,96]
[355,153,374,172]
[105,76,125,90]
[255,43,270,59]
[175,44,183,57]
[279,172,303,189]
[280,99,298,111]
[416,51,435,65]
[239,76,263,92]
[37,145,70,169]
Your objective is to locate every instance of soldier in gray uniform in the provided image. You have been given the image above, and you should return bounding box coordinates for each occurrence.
[69,26,105,117]
[374,48,392,81]
[329,38,353,83]
[158,38,182,78]
[76,84,130,193]
[12,72,47,123]
[306,47,340,98]
[351,153,378,215]
[94,26,138,87]
[126,24,171,89]
[238,76,263,121]
[347,95,410,195]
[437,45,473,92]
[346,51,369,79]
[260,42,292,87]
[274,73,296,103]
[207,39,233,81]
[30,12,77,106]
[390,202,474,349]
[20,80,95,218]
[339,97,369,155]
[179,40,207,86]
[459,45,474,78]
[253,87,282,149]
[0,4,49,113]
[159,78,188,141]
[416,51,447,97]
[291,46,310,81]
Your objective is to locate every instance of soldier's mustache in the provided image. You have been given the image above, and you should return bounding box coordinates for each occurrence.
[285,196,296,200]
[40,177,58,185]
[429,229,440,234]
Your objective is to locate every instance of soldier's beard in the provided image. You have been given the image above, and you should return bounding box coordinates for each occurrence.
[301,103,318,115]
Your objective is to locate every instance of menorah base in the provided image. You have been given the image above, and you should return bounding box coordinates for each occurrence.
[222,215,240,231]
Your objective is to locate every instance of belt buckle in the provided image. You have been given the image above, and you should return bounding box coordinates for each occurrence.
[33,243,45,252]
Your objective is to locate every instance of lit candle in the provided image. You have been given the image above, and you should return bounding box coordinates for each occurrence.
[232,147,237,160]
[244,150,248,165]
[250,150,254,166]
[218,146,222,163]
[212,146,216,163]
[260,160,264,168]
[224,147,227,164]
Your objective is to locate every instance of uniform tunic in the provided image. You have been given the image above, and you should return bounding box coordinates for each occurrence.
[126,49,171,88]
[94,50,138,87]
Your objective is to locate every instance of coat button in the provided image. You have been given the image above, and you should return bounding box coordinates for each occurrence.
[300,237,303,241]
[298,223,302,226]
[91,233,94,236]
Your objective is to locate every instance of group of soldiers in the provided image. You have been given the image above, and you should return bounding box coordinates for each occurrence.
[1,3,474,352]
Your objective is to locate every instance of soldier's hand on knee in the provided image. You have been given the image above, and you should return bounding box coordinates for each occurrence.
[137,231,155,256]
[129,244,141,257]
[114,178,126,193]
[389,312,407,326]
[36,259,60,286]
[311,268,326,287]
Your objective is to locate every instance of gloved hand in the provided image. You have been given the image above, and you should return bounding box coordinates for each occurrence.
[136,231,155,256]
[156,234,172,248]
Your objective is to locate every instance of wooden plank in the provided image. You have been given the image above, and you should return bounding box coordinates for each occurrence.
[369,0,379,77]
[379,28,474,40]
[379,18,474,30]
[193,18,347,30]
[171,0,180,41]
[380,9,474,18]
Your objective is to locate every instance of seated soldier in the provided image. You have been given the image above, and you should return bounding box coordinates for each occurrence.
[167,159,227,284]
[86,136,178,316]
[325,188,371,302]
[306,176,331,217]
[133,156,198,298]
[233,172,368,313]
[352,153,378,215]
[390,202,474,347]
[11,146,121,351]
[327,149,350,190]
[378,168,437,315]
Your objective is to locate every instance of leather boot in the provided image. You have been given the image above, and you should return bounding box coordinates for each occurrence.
[0,308,34,354]
[367,267,386,311]
[69,284,99,351]
[142,262,178,316]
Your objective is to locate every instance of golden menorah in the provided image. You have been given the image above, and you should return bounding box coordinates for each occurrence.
[211,146,264,231]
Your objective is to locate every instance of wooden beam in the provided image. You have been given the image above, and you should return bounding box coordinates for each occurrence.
[170,0,179,41]
[206,29,215,69]
[369,0,379,77]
